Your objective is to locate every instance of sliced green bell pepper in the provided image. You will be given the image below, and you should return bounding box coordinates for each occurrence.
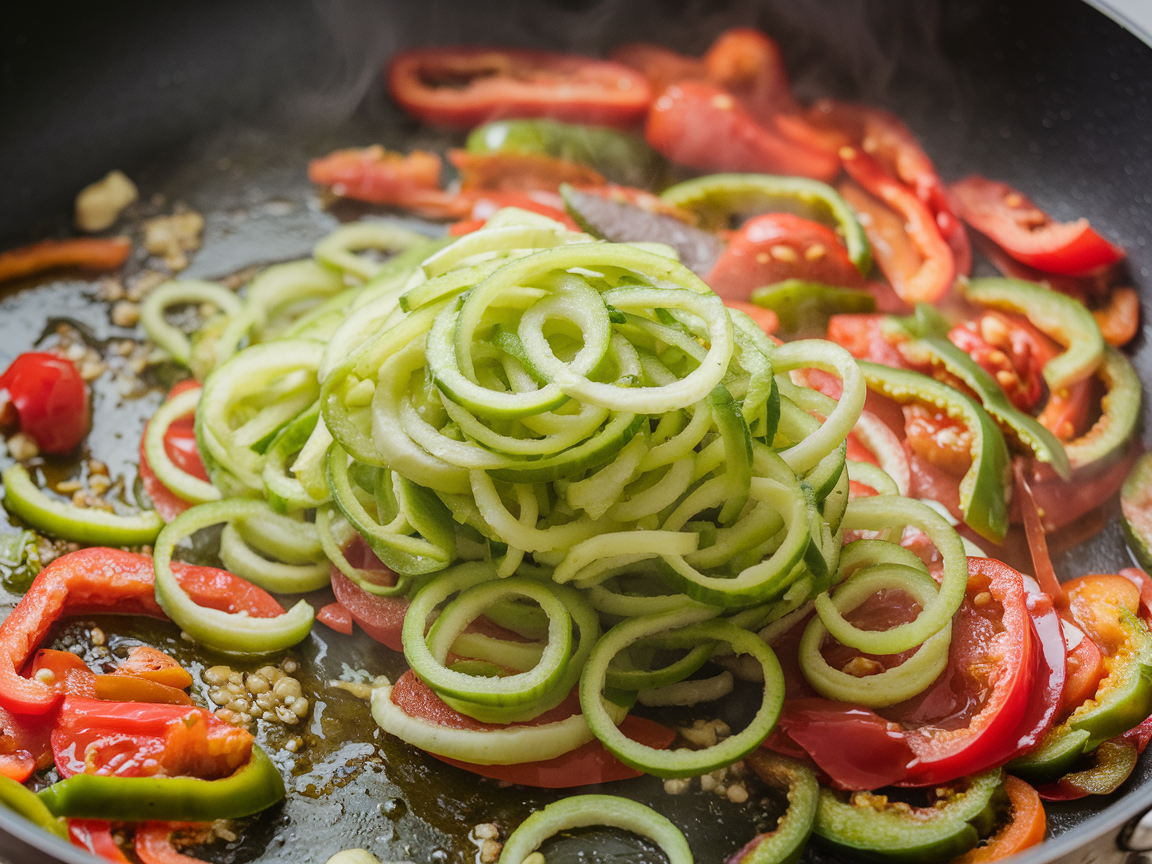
[734,752,819,864]
[751,279,875,337]
[857,361,1011,543]
[961,277,1104,392]
[813,769,1005,864]
[38,744,285,821]
[660,173,872,275]
[886,304,1070,479]
[1064,346,1140,470]
[466,118,663,188]
[0,775,68,840]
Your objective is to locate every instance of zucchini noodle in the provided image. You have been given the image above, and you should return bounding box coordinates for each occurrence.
[135,207,969,791]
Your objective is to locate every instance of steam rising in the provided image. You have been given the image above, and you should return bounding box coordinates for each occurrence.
[285,0,968,127]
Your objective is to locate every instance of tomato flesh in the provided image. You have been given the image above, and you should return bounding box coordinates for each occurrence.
[0,352,89,454]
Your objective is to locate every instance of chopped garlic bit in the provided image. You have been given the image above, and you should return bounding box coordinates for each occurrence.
[75,170,138,232]
[144,208,204,271]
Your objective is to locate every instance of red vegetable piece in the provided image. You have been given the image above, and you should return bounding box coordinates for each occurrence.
[1060,623,1105,718]
[308,146,468,218]
[0,548,283,716]
[70,820,132,863]
[0,352,90,454]
[112,645,194,691]
[723,300,779,336]
[1023,438,1139,532]
[138,382,208,522]
[386,48,652,129]
[703,28,796,121]
[0,237,131,285]
[134,823,205,864]
[316,602,354,636]
[826,313,906,367]
[52,697,251,779]
[329,561,408,653]
[948,313,1055,413]
[704,213,865,302]
[449,150,605,194]
[646,81,839,181]
[840,147,955,303]
[609,42,707,98]
[951,176,1124,277]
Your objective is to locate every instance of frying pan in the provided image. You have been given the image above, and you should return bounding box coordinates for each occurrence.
[1,1,1151,862]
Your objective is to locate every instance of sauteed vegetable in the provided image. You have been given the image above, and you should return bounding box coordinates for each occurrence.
[0,22,1146,864]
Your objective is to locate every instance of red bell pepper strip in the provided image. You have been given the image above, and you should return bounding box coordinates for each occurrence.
[1093,286,1140,347]
[307,147,470,218]
[646,81,840,181]
[386,47,652,129]
[840,146,955,303]
[0,547,284,716]
[954,775,1045,862]
[704,213,865,302]
[0,352,90,455]
[52,697,251,780]
[70,820,132,863]
[0,237,132,285]
[328,566,408,653]
[1014,460,1064,604]
[951,175,1124,276]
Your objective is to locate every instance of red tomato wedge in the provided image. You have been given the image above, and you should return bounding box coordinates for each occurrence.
[138,382,208,522]
[646,81,839,181]
[386,47,652,129]
[951,175,1124,276]
[52,697,251,779]
[391,671,674,788]
[886,558,1038,786]
[0,352,89,455]
[70,820,132,863]
[704,213,865,302]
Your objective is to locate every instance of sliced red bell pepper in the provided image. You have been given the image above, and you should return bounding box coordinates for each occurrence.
[951,175,1124,276]
[386,47,652,129]
[0,238,132,285]
[646,81,839,181]
[307,146,468,218]
[0,352,90,455]
[0,547,283,716]
[948,313,1056,413]
[826,313,907,367]
[316,602,354,636]
[840,147,955,303]
[27,649,192,707]
[134,822,204,864]
[702,28,796,121]
[70,820,132,863]
[954,775,1045,862]
[704,213,865,302]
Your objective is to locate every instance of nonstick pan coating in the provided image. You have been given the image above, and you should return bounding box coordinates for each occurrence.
[1,1,1151,862]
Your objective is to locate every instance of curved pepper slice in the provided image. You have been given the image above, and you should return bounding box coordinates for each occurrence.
[0,774,68,840]
[660,173,871,275]
[0,547,284,716]
[1011,574,1152,783]
[840,146,954,304]
[886,305,1070,480]
[857,361,1010,543]
[0,237,131,285]
[1060,346,1141,471]
[955,775,1045,862]
[813,769,1005,864]
[731,751,818,864]
[38,744,284,822]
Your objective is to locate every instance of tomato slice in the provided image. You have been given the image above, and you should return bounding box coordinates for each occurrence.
[704,213,865,302]
[951,176,1124,277]
[0,352,89,455]
[948,313,1055,413]
[328,550,408,653]
[52,697,251,779]
[135,823,203,864]
[70,820,132,863]
[883,558,1038,786]
[316,602,354,636]
[391,671,674,788]
[386,48,652,129]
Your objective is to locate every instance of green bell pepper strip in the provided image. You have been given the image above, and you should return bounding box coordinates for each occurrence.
[961,277,1105,391]
[38,744,284,822]
[153,499,315,654]
[751,279,876,336]
[1122,451,1152,570]
[466,119,663,188]
[660,173,872,275]
[1056,738,1139,796]
[857,361,1011,543]
[496,795,693,864]
[2,464,164,545]
[813,770,1005,864]
[1064,346,1140,470]
[732,752,819,864]
[1011,607,1152,783]
[887,304,1071,479]
[0,775,68,841]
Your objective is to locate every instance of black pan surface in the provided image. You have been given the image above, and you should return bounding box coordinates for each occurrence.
[1,1,1151,862]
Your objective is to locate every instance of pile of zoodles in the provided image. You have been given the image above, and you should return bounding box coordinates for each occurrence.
[137,205,969,786]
